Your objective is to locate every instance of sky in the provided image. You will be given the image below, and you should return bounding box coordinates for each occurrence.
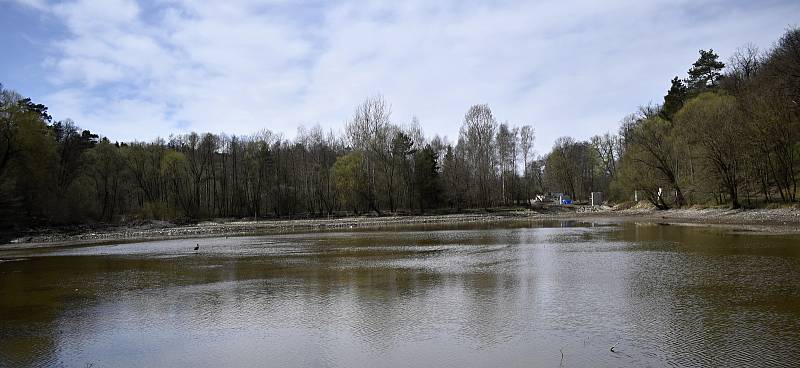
[1,0,798,151]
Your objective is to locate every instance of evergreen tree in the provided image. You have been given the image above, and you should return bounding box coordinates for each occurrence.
[687,49,725,91]
[660,77,688,120]
[413,144,440,212]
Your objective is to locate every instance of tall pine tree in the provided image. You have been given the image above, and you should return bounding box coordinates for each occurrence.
[687,49,725,91]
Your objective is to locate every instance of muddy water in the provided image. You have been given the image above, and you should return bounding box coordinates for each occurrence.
[1,221,800,367]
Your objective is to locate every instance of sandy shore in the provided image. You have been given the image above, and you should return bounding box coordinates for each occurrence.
[3,206,800,248]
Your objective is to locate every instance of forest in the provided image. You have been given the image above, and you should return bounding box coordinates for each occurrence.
[1,28,799,231]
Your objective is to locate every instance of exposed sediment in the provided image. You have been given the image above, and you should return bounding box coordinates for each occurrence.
[4,206,800,248]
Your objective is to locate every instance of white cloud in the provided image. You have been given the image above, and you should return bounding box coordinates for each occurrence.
[12,0,800,149]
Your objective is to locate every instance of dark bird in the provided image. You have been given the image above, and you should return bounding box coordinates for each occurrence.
[194,243,199,251]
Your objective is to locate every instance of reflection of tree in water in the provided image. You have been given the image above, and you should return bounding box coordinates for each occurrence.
[614,223,800,366]
[5,226,799,367]
[344,267,446,352]
[456,272,524,348]
[0,256,116,367]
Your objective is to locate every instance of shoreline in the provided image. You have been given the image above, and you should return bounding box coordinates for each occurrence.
[577,208,800,227]
[3,207,800,249]
[575,207,800,230]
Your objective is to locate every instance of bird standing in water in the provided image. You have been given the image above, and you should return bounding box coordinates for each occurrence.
[194,243,199,251]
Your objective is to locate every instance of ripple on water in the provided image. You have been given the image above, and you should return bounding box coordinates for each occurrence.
[2,223,800,367]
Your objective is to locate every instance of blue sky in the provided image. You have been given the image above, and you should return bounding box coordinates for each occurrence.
[1,0,798,151]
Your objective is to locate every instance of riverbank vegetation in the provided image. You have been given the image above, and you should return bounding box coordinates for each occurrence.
[1,28,799,231]
[613,29,800,210]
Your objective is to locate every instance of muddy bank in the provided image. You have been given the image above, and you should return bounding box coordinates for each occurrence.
[4,207,800,248]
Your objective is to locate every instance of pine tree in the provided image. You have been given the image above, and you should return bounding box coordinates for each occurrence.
[660,77,688,120]
[413,144,440,212]
[687,49,725,91]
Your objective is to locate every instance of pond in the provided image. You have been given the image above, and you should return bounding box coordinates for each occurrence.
[1,221,800,367]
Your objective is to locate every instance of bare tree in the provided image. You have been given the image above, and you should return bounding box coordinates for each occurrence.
[460,104,497,208]
[590,132,619,179]
[518,125,534,200]
[345,95,392,214]
[496,123,518,205]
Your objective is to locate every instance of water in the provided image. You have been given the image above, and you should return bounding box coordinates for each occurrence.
[2,221,799,367]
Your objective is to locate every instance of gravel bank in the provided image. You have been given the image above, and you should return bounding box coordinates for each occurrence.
[577,207,800,233]
[4,207,800,248]
[3,212,544,247]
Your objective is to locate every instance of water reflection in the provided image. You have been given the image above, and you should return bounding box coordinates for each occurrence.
[1,222,799,367]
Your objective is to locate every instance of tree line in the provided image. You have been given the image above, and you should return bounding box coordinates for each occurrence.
[2,28,799,231]
[1,87,538,229]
